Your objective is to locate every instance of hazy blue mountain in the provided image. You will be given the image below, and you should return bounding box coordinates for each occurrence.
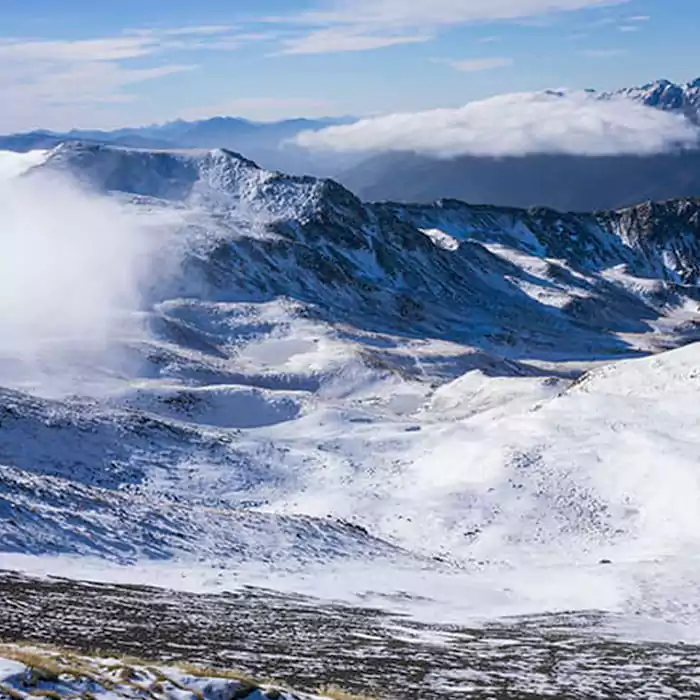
[0,116,360,176]
[337,149,700,211]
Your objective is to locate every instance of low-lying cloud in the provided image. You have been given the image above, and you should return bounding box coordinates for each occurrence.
[295,91,700,158]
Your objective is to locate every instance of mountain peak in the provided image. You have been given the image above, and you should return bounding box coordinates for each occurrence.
[36,143,359,230]
[40,143,269,201]
[604,76,700,123]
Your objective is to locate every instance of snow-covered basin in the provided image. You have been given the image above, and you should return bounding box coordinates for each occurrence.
[3,341,700,642]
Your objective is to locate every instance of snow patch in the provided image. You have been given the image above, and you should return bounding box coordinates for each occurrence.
[420,227,460,251]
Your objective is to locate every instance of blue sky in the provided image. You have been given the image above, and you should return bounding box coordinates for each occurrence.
[0,0,697,131]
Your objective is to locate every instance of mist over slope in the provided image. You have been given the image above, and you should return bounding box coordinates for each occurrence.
[1,143,700,632]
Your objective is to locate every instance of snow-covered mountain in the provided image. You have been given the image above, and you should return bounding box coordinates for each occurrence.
[604,77,700,123]
[39,143,700,356]
[338,148,700,210]
[2,143,700,633]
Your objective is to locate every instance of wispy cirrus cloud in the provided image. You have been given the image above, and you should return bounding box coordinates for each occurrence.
[279,27,429,54]
[293,0,631,28]
[268,0,632,55]
[0,26,247,63]
[439,57,514,72]
[579,47,628,57]
[0,27,266,131]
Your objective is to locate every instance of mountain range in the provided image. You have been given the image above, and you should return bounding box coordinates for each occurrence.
[2,76,700,204]
[0,116,360,176]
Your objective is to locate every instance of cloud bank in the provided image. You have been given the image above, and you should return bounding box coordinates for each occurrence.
[295,91,700,158]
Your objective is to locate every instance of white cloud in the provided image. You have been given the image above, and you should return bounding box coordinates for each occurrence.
[579,48,627,57]
[297,0,630,27]
[295,90,700,158]
[279,26,429,54]
[441,57,513,71]
[0,153,177,395]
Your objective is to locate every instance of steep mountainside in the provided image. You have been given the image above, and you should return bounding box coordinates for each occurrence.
[41,143,700,358]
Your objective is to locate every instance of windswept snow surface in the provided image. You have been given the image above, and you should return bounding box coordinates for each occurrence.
[0,647,326,700]
[2,144,700,640]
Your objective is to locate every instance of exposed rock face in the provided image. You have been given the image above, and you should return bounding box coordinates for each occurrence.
[605,77,700,123]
